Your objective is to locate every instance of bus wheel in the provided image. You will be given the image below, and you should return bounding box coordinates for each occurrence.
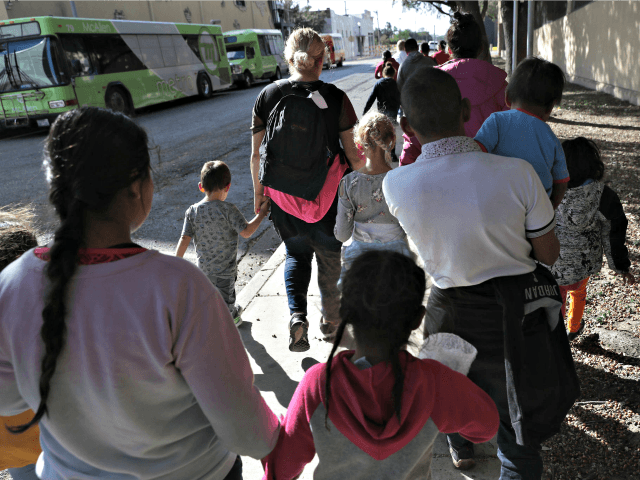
[197,72,213,99]
[243,71,254,88]
[105,87,132,116]
[270,68,282,82]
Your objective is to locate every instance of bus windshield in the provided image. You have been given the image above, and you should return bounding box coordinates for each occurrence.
[0,37,68,93]
[226,46,245,60]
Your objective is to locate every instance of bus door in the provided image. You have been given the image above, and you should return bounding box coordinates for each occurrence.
[245,43,261,79]
[258,35,275,78]
[58,35,98,107]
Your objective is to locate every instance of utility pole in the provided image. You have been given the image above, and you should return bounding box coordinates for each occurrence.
[374,10,380,45]
[344,1,347,15]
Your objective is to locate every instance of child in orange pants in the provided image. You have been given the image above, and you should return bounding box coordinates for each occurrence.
[551,138,635,341]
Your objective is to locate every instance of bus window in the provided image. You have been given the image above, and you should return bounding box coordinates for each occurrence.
[87,35,146,74]
[59,36,94,76]
[226,45,245,60]
[246,46,255,59]
[173,34,195,65]
[184,35,201,61]
[137,35,164,69]
[158,35,177,67]
[0,37,68,92]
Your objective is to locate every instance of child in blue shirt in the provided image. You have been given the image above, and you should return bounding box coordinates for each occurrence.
[475,57,569,209]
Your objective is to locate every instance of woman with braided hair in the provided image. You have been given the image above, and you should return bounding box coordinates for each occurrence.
[0,107,279,479]
[333,111,411,282]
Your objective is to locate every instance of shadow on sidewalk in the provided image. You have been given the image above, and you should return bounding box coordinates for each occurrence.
[239,321,299,407]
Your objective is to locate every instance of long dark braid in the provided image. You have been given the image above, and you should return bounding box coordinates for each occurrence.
[8,107,150,433]
[324,251,426,430]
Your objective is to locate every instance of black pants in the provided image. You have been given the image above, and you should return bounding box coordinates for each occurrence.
[425,282,543,480]
[223,455,243,480]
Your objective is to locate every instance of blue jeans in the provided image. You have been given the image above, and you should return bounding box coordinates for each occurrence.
[427,283,543,480]
[7,464,38,480]
[284,232,342,326]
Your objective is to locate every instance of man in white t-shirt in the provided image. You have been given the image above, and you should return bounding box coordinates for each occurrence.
[392,39,407,65]
[383,67,560,479]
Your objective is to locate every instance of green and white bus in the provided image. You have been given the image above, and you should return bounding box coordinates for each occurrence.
[223,29,287,88]
[0,16,232,128]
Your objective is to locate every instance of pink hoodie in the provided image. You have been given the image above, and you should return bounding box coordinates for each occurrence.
[438,58,509,137]
[399,58,508,167]
[261,351,498,480]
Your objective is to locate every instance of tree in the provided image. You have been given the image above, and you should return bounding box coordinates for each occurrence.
[402,0,493,63]
[287,2,327,33]
[500,1,528,76]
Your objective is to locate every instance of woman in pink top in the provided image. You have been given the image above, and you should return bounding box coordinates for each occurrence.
[250,28,363,353]
[400,12,508,167]
[438,12,508,137]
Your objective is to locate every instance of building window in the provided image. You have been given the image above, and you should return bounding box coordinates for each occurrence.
[234,0,247,10]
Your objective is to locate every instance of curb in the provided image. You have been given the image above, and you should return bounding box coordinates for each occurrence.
[236,242,286,311]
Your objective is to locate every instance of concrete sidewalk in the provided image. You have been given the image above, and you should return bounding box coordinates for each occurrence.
[234,243,501,479]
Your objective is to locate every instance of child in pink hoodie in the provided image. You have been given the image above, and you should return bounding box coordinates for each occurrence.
[399,12,508,167]
[261,251,499,480]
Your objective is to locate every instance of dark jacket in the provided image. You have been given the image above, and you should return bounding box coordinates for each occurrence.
[363,78,401,119]
[492,264,581,449]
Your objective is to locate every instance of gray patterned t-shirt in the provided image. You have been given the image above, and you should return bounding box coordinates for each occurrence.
[181,199,248,277]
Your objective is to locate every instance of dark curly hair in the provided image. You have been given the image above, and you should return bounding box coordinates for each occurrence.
[8,107,150,434]
[446,11,482,59]
[324,251,426,429]
[562,137,605,189]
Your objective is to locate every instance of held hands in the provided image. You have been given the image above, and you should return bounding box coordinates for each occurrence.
[254,193,268,215]
[258,196,271,217]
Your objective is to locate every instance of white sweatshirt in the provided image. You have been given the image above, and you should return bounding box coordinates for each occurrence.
[0,249,279,479]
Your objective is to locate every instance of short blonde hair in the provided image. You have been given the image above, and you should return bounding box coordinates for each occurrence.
[284,28,326,74]
[353,111,396,165]
[397,39,405,50]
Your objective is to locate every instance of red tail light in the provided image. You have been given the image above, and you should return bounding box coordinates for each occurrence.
[65,99,79,106]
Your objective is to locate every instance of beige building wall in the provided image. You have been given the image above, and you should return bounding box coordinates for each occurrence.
[0,3,9,20]
[534,0,640,106]
[4,1,273,31]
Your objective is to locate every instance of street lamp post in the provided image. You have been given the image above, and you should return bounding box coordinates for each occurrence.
[357,21,361,56]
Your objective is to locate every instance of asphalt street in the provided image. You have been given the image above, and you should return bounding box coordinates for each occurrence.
[0,57,381,291]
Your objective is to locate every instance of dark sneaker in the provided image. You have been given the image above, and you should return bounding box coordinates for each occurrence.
[448,440,475,470]
[567,320,585,342]
[289,314,310,352]
[231,305,243,327]
[319,318,338,342]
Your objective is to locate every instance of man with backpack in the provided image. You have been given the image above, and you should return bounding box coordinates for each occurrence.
[250,28,362,352]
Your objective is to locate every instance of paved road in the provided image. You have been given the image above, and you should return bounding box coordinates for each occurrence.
[0,58,380,290]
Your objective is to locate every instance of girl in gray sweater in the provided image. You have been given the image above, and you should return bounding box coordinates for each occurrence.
[334,111,412,282]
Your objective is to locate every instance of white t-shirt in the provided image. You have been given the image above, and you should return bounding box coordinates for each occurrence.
[383,137,555,289]
[392,50,408,65]
[0,249,279,479]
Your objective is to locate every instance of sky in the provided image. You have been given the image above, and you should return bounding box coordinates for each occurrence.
[303,0,453,37]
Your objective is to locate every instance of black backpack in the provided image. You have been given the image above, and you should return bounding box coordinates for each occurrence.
[259,80,341,201]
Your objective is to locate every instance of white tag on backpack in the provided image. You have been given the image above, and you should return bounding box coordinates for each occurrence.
[308,91,328,109]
